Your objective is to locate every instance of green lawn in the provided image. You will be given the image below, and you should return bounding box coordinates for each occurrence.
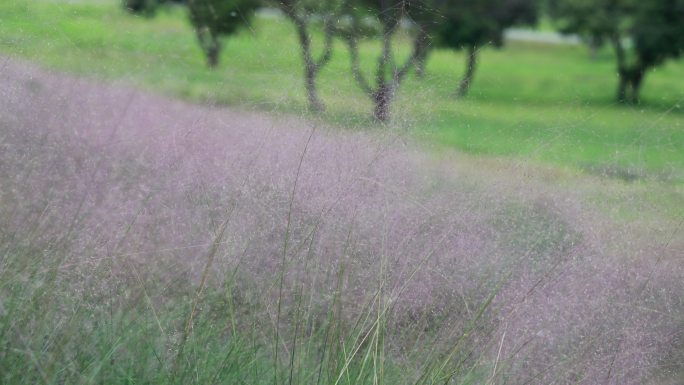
[1,0,683,182]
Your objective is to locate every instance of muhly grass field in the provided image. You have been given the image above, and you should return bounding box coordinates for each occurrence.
[1,1,684,385]
[2,57,683,385]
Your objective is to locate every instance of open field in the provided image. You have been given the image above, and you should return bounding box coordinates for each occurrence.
[1,1,683,384]
[1,0,683,182]
[1,57,683,385]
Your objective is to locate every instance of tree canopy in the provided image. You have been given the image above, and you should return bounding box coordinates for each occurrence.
[124,0,684,117]
[550,0,684,103]
[187,0,260,68]
[436,0,537,49]
[431,0,538,96]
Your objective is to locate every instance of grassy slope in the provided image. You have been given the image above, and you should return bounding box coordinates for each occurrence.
[1,1,683,183]
[1,4,683,384]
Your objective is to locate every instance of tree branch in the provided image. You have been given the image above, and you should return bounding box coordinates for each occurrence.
[344,34,374,96]
[376,25,394,89]
[316,11,335,68]
[392,30,422,86]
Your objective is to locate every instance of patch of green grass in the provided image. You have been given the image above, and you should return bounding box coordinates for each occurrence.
[0,238,491,384]
[1,0,683,182]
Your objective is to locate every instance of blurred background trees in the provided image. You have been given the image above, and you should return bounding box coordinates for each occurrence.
[433,0,538,97]
[122,0,684,119]
[549,0,684,103]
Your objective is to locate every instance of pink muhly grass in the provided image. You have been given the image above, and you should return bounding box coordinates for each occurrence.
[0,59,682,384]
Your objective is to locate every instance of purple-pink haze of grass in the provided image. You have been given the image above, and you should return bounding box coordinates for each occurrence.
[0,58,682,384]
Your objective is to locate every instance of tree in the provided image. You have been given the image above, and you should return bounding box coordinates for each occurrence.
[407,2,438,78]
[550,0,684,104]
[122,0,186,17]
[122,0,160,16]
[342,0,423,122]
[187,0,260,68]
[433,0,538,97]
[276,0,343,112]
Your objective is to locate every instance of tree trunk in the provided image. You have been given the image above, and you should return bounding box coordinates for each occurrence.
[414,48,427,78]
[292,16,325,112]
[413,29,430,79]
[630,70,644,104]
[196,28,220,69]
[206,34,220,68]
[456,46,477,98]
[617,68,628,103]
[372,25,394,123]
[617,66,646,104]
[305,65,324,112]
[610,35,646,105]
[373,83,392,123]
[346,17,416,123]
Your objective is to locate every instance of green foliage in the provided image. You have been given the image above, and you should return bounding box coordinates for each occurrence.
[187,0,259,67]
[433,0,538,50]
[550,0,684,102]
[188,0,257,37]
[548,0,614,45]
[408,0,538,97]
[632,0,684,67]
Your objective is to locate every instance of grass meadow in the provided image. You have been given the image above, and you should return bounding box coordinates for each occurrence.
[0,1,683,385]
[1,0,684,181]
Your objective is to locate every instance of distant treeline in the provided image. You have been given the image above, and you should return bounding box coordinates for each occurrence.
[124,0,684,122]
